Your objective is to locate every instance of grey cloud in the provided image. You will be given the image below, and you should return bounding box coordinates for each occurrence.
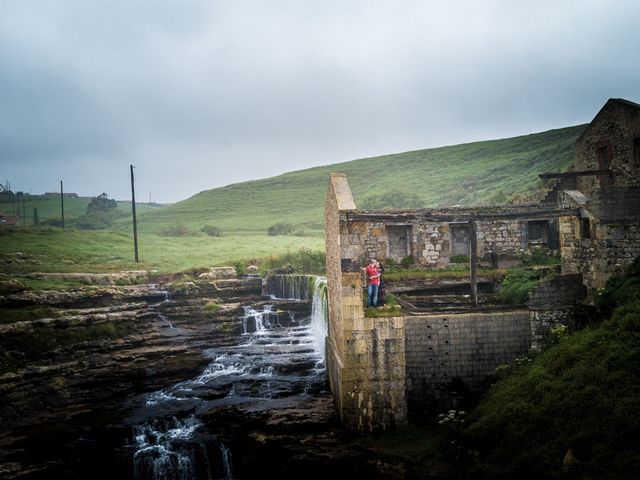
[1,0,640,202]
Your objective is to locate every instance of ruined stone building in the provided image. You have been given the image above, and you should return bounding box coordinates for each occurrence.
[323,98,640,431]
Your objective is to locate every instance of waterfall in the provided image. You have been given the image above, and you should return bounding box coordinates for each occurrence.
[265,274,316,300]
[219,443,233,480]
[241,306,271,334]
[131,283,327,480]
[133,416,200,480]
[310,276,328,360]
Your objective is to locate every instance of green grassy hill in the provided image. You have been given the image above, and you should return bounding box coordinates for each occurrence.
[127,124,585,235]
[0,195,162,226]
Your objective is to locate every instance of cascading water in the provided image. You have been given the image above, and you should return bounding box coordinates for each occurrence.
[265,274,316,300]
[130,275,328,480]
[310,276,328,361]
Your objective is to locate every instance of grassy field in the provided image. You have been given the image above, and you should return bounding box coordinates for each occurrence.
[1,124,584,274]
[0,227,323,274]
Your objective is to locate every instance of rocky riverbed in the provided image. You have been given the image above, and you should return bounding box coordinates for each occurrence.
[0,270,455,480]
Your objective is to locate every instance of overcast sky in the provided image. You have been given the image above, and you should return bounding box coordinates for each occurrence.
[2,0,639,203]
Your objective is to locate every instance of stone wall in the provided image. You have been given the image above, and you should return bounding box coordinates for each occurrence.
[340,213,557,267]
[575,99,640,198]
[528,274,585,349]
[325,173,407,431]
[560,189,640,291]
[404,310,531,418]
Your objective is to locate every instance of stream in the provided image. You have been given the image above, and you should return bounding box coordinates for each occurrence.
[128,276,328,480]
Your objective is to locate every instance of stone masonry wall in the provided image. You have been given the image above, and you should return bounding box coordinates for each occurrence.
[575,99,640,198]
[340,216,541,267]
[404,311,530,419]
[324,173,353,423]
[560,188,640,291]
[528,274,585,349]
[325,173,407,431]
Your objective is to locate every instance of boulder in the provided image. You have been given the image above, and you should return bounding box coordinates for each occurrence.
[198,266,237,279]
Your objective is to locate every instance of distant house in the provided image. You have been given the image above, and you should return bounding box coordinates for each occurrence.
[0,212,18,225]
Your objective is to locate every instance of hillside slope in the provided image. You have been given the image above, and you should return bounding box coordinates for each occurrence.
[129,124,585,234]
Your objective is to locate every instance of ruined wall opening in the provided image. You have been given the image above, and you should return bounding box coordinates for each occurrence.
[449,223,469,256]
[387,224,412,260]
[527,220,549,246]
[597,143,612,186]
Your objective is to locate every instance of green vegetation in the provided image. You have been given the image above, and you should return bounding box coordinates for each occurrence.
[497,268,543,304]
[201,224,222,237]
[360,189,424,210]
[267,222,294,236]
[0,125,582,276]
[0,306,59,324]
[0,227,323,274]
[463,260,640,479]
[449,254,469,264]
[259,247,326,275]
[0,194,162,226]
[204,300,221,314]
[115,124,584,235]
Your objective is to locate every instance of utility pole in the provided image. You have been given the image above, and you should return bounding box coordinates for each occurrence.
[469,219,478,306]
[22,195,26,226]
[130,165,139,262]
[60,181,65,228]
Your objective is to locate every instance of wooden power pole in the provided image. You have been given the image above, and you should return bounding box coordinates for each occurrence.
[130,165,139,262]
[60,180,65,228]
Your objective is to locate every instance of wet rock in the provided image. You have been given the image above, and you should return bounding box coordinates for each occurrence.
[21,271,149,286]
[0,279,27,294]
[198,266,237,280]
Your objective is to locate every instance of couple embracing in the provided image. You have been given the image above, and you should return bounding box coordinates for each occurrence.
[363,258,386,307]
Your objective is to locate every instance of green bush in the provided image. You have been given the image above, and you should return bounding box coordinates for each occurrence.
[400,255,414,268]
[72,211,113,230]
[158,223,197,237]
[450,254,469,264]
[522,247,559,266]
[498,269,541,304]
[261,247,325,274]
[594,256,640,317]
[267,222,294,236]
[201,224,222,237]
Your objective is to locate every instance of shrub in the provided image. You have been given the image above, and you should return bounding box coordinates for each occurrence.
[498,268,542,304]
[201,224,222,237]
[464,267,640,479]
[261,247,325,274]
[86,193,117,214]
[204,300,221,313]
[522,247,559,266]
[158,223,197,237]
[400,255,414,268]
[72,211,113,230]
[267,223,294,236]
[450,254,469,264]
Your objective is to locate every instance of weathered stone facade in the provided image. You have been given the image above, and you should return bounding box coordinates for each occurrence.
[324,98,640,432]
[325,173,407,431]
[574,99,640,198]
[344,207,561,268]
[558,99,640,291]
[405,311,531,418]
[528,274,586,349]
